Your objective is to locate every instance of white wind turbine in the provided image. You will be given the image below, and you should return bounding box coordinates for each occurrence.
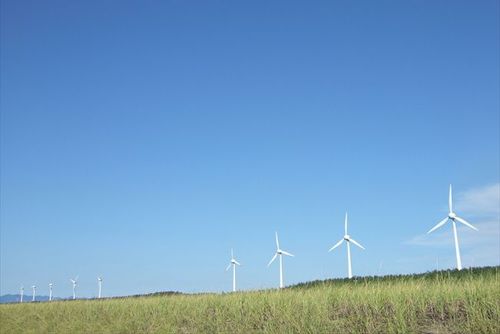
[32,285,36,302]
[49,283,53,301]
[329,212,365,279]
[427,184,478,270]
[268,232,294,289]
[70,276,79,300]
[19,285,24,303]
[225,249,241,292]
[97,277,103,299]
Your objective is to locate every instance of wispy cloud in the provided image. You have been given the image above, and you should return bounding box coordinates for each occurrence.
[455,183,500,217]
[406,183,500,266]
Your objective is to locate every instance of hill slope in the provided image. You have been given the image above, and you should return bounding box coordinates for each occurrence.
[1,267,498,333]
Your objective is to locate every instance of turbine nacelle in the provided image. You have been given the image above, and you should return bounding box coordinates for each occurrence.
[343,235,350,241]
[70,275,79,285]
[226,249,241,272]
[448,212,457,219]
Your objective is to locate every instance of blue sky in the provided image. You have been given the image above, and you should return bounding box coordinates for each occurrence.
[1,0,499,298]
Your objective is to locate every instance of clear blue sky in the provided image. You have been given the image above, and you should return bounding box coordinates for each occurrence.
[1,0,499,298]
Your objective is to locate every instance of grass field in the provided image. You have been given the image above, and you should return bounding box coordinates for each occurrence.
[1,267,498,333]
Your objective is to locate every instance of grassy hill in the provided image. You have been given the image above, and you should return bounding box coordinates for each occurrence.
[1,267,498,333]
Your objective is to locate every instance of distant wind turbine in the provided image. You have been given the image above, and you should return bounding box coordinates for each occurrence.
[49,283,53,301]
[19,285,24,303]
[427,184,478,270]
[225,249,241,292]
[329,212,365,279]
[377,261,383,276]
[97,277,103,299]
[32,285,36,302]
[70,276,79,300]
[268,232,294,289]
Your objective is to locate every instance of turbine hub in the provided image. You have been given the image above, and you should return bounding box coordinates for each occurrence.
[448,212,456,219]
[344,235,350,241]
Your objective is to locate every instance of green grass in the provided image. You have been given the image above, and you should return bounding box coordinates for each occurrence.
[1,267,499,333]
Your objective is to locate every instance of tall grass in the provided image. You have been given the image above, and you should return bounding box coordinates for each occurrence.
[1,267,498,333]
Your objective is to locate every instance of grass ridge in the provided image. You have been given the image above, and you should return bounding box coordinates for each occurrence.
[1,266,498,333]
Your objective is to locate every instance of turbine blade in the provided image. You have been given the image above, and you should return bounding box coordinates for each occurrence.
[231,248,234,259]
[225,263,232,271]
[449,184,453,213]
[281,250,294,257]
[329,239,344,252]
[268,253,278,267]
[275,232,280,250]
[234,260,241,266]
[427,217,449,234]
[349,238,365,250]
[455,216,478,231]
[345,212,348,235]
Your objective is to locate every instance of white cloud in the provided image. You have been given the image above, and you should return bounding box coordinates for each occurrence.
[455,183,500,217]
[406,183,500,267]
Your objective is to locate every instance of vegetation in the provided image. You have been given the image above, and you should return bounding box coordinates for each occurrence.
[1,267,498,333]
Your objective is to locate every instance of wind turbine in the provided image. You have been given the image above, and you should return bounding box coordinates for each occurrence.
[32,285,36,302]
[97,277,103,299]
[377,261,383,276]
[19,285,24,303]
[49,283,53,301]
[225,249,241,292]
[427,184,478,270]
[70,276,79,300]
[268,232,294,289]
[329,212,365,279]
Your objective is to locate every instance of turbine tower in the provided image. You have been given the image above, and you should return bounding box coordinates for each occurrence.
[19,285,24,303]
[225,249,241,292]
[427,184,478,270]
[268,232,294,288]
[31,285,36,302]
[70,276,79,300]
[97,277,103,299]
[49,283,53,301]
[329,212,365,279]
